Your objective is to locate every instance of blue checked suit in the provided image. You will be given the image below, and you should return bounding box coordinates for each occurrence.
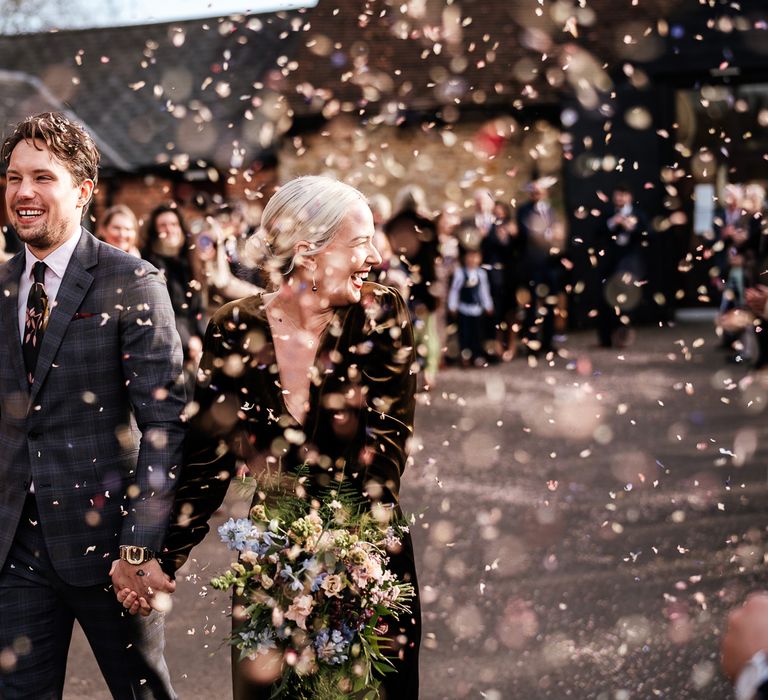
[0,230,186,699]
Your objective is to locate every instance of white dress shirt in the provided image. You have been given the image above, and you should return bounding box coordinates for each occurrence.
[17,228,81,493]
[17,229,82,341]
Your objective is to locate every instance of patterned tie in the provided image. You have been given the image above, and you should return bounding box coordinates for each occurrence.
[22,261,49,385]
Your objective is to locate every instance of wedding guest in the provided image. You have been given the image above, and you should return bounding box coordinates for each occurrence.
[711,184,749,309]
[473,187,495,238]
[435,201,462,364]
[190,212,262,312]
[0,229,11,263]
[481,201,520,360]
[97,203,141,258]
[368,193,409,294]
[142,203,206,356]
[745,184,767,286]
[517,178,566,356]
[712,185,754,360]
[745,185,768,368]
[385,185,440,388]
[448,241,494,366]
[211,200,264,288]
[148,175,421,699]
[2,226,22,255]
[436,201,462,273]
[595,183,649,348]
[722,592,768,699]
[0,112,183,699]
[368,192,392,253]
[746,284,768,371]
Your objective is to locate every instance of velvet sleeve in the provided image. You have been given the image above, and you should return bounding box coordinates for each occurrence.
[160,314,242,575]
[357,287,417,504]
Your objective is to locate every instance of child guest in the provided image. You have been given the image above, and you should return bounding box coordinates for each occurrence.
[448,245,494,366]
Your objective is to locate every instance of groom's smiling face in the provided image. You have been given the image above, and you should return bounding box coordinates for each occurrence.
[5,138,93,256]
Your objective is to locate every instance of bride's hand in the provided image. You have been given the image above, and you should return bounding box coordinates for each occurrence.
[116,576,175,616]
[116,587,149,616]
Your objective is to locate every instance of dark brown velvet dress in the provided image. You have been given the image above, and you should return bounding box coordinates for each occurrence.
[162,282,420,699]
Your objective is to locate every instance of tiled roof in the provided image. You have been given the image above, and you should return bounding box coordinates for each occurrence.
[283,0,681,119]
[1,0,762,174]
[0,10,308,171]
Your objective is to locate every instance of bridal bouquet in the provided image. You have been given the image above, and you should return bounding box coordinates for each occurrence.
[211,483,415,700]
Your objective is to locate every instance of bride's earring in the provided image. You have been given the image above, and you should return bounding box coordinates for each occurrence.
[312,270,318,293]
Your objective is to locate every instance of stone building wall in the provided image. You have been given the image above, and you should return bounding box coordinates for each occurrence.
[278,115,564,217]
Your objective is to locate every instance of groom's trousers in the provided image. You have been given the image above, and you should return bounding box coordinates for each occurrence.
[0,493,176,699]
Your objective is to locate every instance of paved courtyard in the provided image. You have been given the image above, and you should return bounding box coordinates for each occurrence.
[66,314,768,699]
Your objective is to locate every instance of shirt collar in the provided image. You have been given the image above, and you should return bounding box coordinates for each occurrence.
[24,228,82,280]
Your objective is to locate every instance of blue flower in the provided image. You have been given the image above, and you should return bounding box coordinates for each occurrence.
[279,563,305,592]
[218,518,258,552]
[261,531,288,551]
[311,572,328,593]
[313,628,351,665]
[238,627,276,656]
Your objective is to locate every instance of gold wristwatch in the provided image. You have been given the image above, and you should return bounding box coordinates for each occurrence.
[119,545,155,565]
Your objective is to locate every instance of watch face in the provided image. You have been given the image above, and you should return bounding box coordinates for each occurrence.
[124,545,146,565]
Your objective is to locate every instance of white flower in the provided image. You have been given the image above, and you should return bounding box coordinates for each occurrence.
[295,645,318,676]
[240,550,260,566]
[271,606,284,627]
[320,574,345,598]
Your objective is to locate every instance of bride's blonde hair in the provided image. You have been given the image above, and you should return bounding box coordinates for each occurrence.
[248,175,367,290]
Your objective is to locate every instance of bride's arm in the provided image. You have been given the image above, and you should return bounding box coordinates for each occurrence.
[357,287,417,505]
[160,315,241,576]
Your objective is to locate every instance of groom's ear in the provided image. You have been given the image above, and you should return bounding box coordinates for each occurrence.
[76,178,95,209]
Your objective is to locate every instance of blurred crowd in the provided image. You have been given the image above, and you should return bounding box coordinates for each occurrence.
[705,183,768,368]
[1,177,766,389]
[370,179,656,388]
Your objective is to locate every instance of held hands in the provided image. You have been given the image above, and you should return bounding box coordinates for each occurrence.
[721,592,768,682]
[110,558,176,617]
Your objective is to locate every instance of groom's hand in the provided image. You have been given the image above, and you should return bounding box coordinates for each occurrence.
[110,558,176,616]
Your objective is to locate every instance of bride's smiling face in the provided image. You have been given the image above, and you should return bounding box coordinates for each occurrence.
[312,202,382,306]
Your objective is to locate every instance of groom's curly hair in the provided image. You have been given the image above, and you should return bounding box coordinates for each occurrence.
[1,111,100,187]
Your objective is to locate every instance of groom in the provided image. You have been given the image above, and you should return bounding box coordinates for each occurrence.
[0,112,185,698]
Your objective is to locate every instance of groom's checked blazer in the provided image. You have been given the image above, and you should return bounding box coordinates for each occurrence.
[0,229,186,586]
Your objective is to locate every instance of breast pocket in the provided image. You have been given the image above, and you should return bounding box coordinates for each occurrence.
[68,314,111,335]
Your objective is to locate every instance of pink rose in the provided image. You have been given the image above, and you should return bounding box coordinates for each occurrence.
[285,595,314,630]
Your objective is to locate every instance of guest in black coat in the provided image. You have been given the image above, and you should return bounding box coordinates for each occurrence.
[481,202,521,360]
[595,183,649,348]
[384,185,441,386]
[517,179,565,355]
[141,204,206,357]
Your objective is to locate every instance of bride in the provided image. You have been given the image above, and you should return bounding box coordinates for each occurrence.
[144,176,421,699]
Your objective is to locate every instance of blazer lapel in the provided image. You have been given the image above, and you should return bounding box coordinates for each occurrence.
[0,251,28,393]
[29,230,98,404]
